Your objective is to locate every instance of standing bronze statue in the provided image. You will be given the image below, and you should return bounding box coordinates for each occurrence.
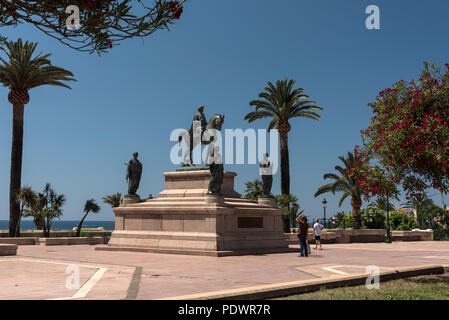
[259,153,273,197]
[207,146,224,194]
[126,152,142,196]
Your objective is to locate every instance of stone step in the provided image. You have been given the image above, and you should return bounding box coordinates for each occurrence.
[0,238,35,245]
[0,244,17,256]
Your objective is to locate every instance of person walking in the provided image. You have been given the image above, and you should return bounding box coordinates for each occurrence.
[296,215,309,257]
[313,218,324,250]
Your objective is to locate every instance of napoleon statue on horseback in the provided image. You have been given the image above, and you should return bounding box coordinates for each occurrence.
[178,105,224,167]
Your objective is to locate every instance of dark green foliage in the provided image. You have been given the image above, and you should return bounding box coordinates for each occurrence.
[402,193,434,229]
[369,196,396,212]
[76,199,101,237]
[0,0,185,54]
[245,79,323,131]
[243,179,263,201]
[275,194,303,228]
[20,183,66,237]
[389,211,418,231]
[360,207,386,229]
[333,209,385,230]
[315,152,364,229]
[418,204,449,240]
[0,39,76,90]
[103,192,122,208]
[333,212,353,229]
[332,207,415,230]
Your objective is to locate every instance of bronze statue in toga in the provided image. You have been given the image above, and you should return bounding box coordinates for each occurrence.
[207,146,224,194]
[259,153,273,197]
[126,152,142,196]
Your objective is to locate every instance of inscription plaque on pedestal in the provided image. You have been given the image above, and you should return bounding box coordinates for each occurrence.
[238,217,263,229]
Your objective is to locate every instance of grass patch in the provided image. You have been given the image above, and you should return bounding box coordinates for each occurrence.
[276,273,449,300]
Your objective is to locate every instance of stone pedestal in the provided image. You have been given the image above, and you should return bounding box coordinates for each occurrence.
[205,194,225,205]
[258,197,277,207]
[99,170,293,256]
[122,194,141,206]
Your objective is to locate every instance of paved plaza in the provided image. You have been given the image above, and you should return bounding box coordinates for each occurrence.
[0,241,448,300]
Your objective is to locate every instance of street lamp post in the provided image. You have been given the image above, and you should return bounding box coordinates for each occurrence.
[385,195,392,243]
[322,198,327,228]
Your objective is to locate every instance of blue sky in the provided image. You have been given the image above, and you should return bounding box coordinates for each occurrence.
[1,0,449,222]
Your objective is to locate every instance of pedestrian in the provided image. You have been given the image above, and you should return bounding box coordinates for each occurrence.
[313,218,324,250]
[296,215,309,257]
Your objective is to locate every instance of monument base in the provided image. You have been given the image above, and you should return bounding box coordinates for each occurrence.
[96,245,296,257]
[258,197,277,207]
[122,194,141,206]
[100,170,291,256]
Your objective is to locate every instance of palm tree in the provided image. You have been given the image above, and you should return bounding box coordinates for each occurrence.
[41,183,66,237]
[76,199,101,237]
[369,196,396,212]
[402,193,434,227]
[21,190,46,232]
[245,79,323,196]
[243,180,263,200]
[102,192,122,208]
[20,183,66,237]
[314,152,364,229]
[0,39,76,237]
[15,185,35,237]
[275,194,302,232]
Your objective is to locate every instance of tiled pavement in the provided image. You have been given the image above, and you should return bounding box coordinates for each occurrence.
[0,241,447,299]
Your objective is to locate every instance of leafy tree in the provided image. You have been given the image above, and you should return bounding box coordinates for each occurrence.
[21,183,66,237]
[418,204,449,240]
[347,147,400,202]
[0,39,75,237]
[389,210,418,231]
[275,194,302,231]
[245,79,323,197]
[358,62,449,196]
[0,0,185,54]
[333,208,386,229]
[315,152,364,229]
[102,192,122,208]
[76,199,101,237]
[360,207,386,229]
[332,211,345,228]
[332,212,353,229]
[243,179,263,201]
[402,192,434,227]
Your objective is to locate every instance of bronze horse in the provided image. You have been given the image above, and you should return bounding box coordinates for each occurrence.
[178,114,224,166]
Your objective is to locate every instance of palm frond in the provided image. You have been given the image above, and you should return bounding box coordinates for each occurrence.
[244,78,323,126]
[0,38,76,91]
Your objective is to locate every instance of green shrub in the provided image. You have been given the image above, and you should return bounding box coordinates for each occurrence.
[389,211,417,231]
[418,205,449,240]
[360,207,386,229]
[333,209,386,229]
[332,212,353,229]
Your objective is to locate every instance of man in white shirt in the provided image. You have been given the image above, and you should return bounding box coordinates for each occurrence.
[313,218,324,250]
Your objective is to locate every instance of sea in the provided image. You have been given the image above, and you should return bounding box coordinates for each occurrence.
[0,220,114,231]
